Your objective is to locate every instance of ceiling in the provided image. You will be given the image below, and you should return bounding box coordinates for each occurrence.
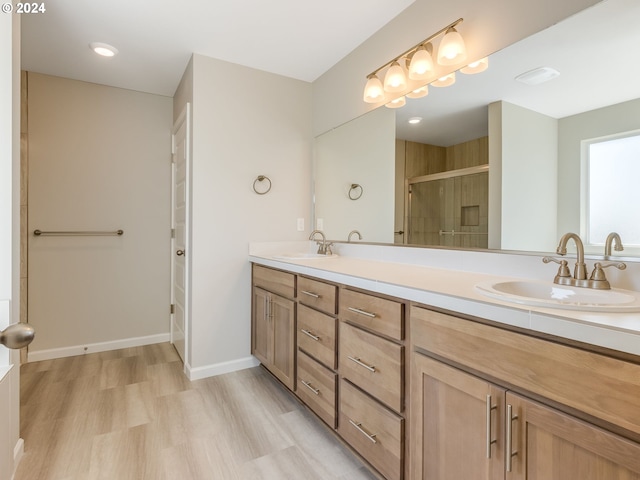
[395,0,640,146]
[20,0,415,97]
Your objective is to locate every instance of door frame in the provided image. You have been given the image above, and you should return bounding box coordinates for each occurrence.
[170,103,191,368]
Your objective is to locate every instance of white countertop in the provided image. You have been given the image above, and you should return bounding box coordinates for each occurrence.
[249,241,640,357]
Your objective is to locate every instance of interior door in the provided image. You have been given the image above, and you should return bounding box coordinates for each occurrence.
[170,104,190,363]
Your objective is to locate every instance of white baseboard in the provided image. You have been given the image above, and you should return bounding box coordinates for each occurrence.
[27,333,171,362]
[186,355,260,381]
[12,438,24,480]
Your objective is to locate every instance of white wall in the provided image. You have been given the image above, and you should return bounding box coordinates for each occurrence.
[315,107,395,242]
[176,55,312,377]
[490,101,558,252]
[558,97,640,237]
[312,0,601,137]
[27,74,172,357]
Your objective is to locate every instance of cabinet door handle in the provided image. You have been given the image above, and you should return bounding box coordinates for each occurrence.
[347,307,376,318]
[300,380,320,395]
[300,329,320,341]
[348,420,377,444]
[301,290,320,298]
[506,404,519,472]
[347,356,376,373]
[486,394,497,459]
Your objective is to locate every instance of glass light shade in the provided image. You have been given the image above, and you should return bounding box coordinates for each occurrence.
[363,74,385,103]
[406,85,429,99]
[431,72,456,87]
[460,57,489,75]
[384,61,408,93]
[437,28,467,65]
[384,96,406,109]
[408,45,435,80]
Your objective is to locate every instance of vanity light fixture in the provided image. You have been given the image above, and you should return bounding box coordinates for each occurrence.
[363,18,477,106]
[90,42,118,57]
[431,72,456,87]
[461,57,489,74]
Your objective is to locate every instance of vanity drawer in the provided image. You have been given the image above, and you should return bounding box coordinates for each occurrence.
[253,264,295,298]
[298,304,337,369]
[339,289,403,341]
[339,322,404,413]
[298,276,337,314]
[338,379,404,480]
[297,350,337,428]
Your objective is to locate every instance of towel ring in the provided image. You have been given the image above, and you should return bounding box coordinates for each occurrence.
[253,175,272,195]
[348,183,363,200]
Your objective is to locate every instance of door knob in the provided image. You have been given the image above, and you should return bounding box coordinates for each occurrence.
[176,249,185,256]
[0,323,35,350]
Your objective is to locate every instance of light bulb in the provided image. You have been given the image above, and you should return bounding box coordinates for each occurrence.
[406,85,429,99]
[384,96,406,109]
[461,57,489,75]
[437,28,467,65]
[408,44,435,80]
[431,72,456,87]
[363,74,385,103]
[384,61,407,93]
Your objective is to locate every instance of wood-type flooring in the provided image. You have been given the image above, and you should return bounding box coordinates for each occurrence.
[14,343,378,480]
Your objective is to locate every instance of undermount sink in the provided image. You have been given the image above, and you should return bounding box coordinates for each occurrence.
[272,252,338,260]
[475,280,640,312]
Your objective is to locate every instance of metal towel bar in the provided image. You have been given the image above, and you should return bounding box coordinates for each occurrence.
[34,229,124,236]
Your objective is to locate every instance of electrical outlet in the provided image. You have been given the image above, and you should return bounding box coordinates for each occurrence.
[297,218,304,231]
[316,218,324,230]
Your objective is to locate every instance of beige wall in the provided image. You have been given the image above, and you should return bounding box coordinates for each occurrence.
[174,54,312,376]
[27,73,173,356]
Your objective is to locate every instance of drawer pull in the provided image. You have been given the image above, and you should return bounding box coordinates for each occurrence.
[301,329,320,341]
[349,419,377,444]
[301,380,320,395]
[301,290,320,298]
[347,307,376,318]
[347,356,376,373]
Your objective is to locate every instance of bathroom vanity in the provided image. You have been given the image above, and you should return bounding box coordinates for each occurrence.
[249,243,640,480]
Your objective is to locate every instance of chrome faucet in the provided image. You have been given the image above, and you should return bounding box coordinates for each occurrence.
[604,232,624,257]
[309,229,332,255]
[347,230,362,242]
[545,232,626,290]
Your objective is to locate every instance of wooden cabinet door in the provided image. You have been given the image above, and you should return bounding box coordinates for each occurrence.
[411,353,505,480]
[506,392,640,480]
[252,287,271,366]
[270,293,296,390]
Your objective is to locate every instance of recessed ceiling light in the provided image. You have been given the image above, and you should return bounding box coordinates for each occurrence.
[515,66,560,86]
[89,42,118,57]
[408,117,423,124]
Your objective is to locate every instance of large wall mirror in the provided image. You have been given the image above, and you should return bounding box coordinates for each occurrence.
[314,0,640,257]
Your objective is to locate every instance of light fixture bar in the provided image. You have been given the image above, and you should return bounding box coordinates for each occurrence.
[366,18,463,78]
